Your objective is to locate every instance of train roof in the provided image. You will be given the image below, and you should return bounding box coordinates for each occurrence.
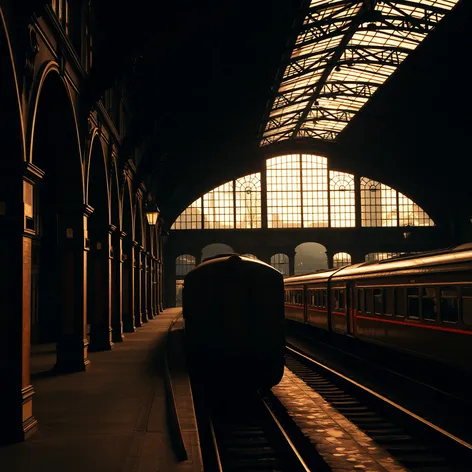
[284,243,472,285]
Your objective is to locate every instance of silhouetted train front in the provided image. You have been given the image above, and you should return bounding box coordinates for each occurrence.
[183,254,285,389]
[284,243,472,373]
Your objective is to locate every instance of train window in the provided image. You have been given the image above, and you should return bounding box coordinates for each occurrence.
[462,286,472,325]
[339,289,345,310]
[395,287,406,317]
[315,290,321,307]
[421,287,437,321]
[321,290,326,309]
[357,288,364,312]
[373,289,383,315]
[384,288,394,316]
[332,289,340,311]
[407,287,419,319]
[365,289,373,314]
[440,287,458,323]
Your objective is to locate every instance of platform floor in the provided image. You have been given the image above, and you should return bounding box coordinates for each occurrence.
[0,308,199,472]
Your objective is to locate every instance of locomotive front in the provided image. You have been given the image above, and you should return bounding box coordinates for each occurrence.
[183,254,285,389]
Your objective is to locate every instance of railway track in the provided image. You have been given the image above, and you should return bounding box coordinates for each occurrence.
[193,385,325,472]
[286,344,472,471]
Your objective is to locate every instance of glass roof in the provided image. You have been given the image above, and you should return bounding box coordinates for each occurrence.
[260,0,459,145]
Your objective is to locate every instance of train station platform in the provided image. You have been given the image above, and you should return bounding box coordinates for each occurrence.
[0,308,203,472]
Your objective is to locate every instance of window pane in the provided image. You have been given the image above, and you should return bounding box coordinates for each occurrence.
[384,288,394,315]
[330,171,355,227]
[395,287,406,317]
[235,173,261,229]
[365,289,373,314]
[440,286,458,323]
[462,286,472,326]
[421,287,437,321]
[339,289,345,310]
[407,287,419,319]
[374,289,382,315]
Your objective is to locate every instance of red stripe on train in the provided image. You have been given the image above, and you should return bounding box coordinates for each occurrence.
[355,314,472,335]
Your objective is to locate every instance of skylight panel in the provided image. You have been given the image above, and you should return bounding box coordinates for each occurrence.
[261,0,459,145]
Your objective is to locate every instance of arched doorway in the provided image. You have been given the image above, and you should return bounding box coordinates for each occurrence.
[294,242,328,275]
[31,70,88,372]
[270,253,289,276]
[87,134,113,350]
[201,243,233,261]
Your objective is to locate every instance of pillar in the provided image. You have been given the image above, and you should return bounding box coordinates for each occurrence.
[134,241,143,327]
[53,203,92,370]
[111,228,124,342]
[88,223,113,351]
[122,236,135,332]
[141,247,148,322]
[146,253,153,319]
[0,163,42,444]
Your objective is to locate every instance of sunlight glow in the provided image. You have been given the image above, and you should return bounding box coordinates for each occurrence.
[171,155,435,230]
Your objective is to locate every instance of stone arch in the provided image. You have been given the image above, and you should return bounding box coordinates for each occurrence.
[294,242,328,275]
[28,61,83,182]
[201,243,234,262]
[29,68,88,372]
[86,132,115,349]
[0,9,25,163]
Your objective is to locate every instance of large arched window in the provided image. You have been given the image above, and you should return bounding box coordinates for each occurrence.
[333,252,351,268]
[270,253,289,276]
[171,156,435,230]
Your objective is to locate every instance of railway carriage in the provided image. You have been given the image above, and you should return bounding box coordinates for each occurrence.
[284,244,472,373]
[183,253,285,389]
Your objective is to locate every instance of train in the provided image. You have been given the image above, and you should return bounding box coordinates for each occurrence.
[284,243,472,373]
[182,253,285,389]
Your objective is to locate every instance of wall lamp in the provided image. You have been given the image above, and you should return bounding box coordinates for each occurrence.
[145,202,160,226]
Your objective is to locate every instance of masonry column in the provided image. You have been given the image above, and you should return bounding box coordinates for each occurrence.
[288,250,296,276]
[55,204,92,370]
[141,247,148,322]
[111,228,124,342]
[152,256,159,315]
[146,252,154,319]
[134,241,143,327]
[122,235,135,332]
[0,163,41,444]
[88,223,113,351]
